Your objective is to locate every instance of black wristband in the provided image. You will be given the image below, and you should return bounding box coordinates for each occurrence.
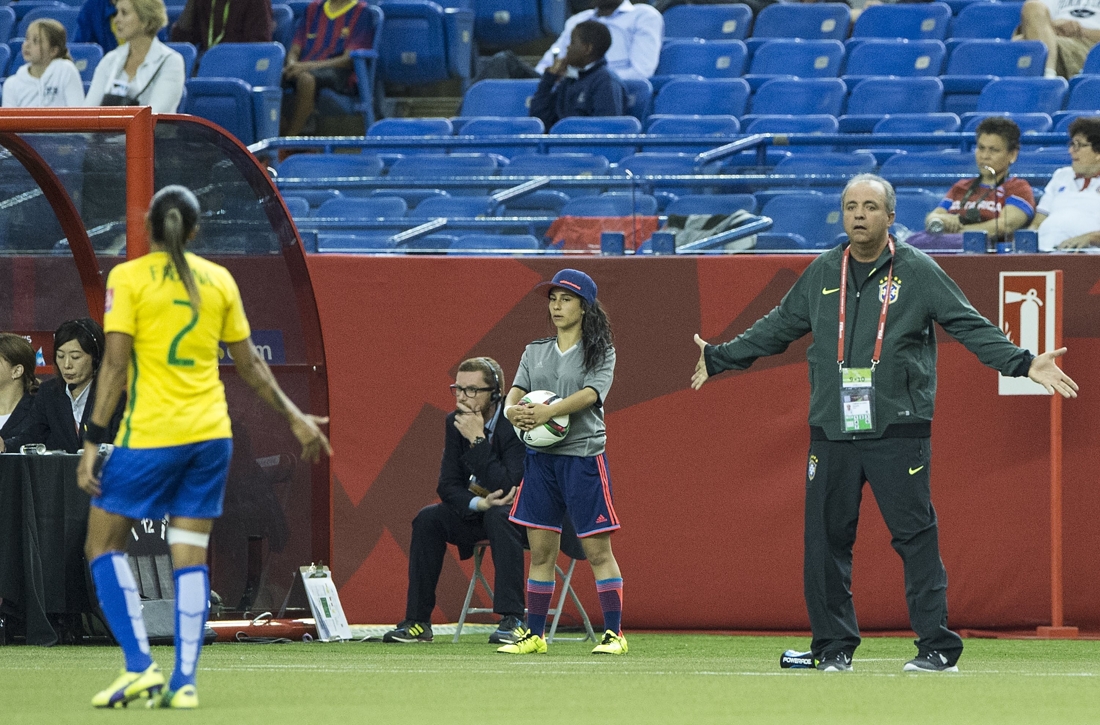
[84,422,110,446]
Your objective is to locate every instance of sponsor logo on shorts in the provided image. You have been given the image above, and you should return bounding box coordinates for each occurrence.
[595,514,608,524]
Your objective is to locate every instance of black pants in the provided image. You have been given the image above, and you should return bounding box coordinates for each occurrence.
[804,437,963,662]
[405,503,526,622]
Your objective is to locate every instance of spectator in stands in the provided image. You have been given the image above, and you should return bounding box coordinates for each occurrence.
[0,334,38,452]
[1029,116,1100,250]
[75,0,120,53]
[169,0,274,54]
[280,0,375,137]
[2,319,123,454]
[379,357,528,646]
[85,0,186,112]
[1017,0,1100,78]
[471,0,662,85]
[3,19,85,108]
[529,20,627,130]
[923,117,1034,239]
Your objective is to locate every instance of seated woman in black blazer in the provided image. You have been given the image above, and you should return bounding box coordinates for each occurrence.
[0,333,39,449]
[4,319,123,453]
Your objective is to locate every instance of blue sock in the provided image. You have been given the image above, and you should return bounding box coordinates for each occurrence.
[170,565,210,691]
[596,578,623,635]
[526,579,555,638]
[89,552,153,673]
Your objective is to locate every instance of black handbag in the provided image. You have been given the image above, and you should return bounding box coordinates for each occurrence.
[100,52,170,107]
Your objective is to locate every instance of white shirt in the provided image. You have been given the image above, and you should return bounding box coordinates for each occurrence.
[0,412,10,430]
[1043,0,1100,29]
[2,59,85,108]
[66,382,91,435]
[535,1,664,81]
[85,38,185,113]
[1036,166,1100,250]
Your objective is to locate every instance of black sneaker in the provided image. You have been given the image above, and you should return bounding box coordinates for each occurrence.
[381,620,433,643]
[903,651,958,672]
[816,651,853,672]
[488,616,528,645]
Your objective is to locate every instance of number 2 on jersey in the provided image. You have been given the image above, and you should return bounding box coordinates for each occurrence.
[168,300,198,367]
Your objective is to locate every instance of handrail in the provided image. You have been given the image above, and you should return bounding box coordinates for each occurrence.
[390,217,447,245]
[490,176,551,204]
[677,216,774,252]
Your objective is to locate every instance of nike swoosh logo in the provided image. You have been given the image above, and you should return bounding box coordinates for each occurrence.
[909,466,924,475]
[822,287,840,295]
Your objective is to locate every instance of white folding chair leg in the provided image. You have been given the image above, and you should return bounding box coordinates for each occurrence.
[454,543,495,642]
[546,559,596,643]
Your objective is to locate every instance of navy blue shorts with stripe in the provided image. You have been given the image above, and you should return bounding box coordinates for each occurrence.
[509,450,620,537]
[93,439,232,521]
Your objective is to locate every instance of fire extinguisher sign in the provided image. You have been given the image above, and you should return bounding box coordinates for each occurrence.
[999,271,1058,396]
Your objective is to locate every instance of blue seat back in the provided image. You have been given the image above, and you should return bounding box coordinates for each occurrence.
[873,113,960,134]
[279,153,385,178]
[197,42,285,86]
[473,0,543,47]
[316,196,408,218]
[950,2,1023,39]
[751,2,849,39]
[549,116,641,162]
[388,153,499,177]
[879,151,976,185]
[761,192,844,249]
[10,1,64,22]
[946,39,1046,77]
[368,117,454,136]
[17,6,78,38]
[963,112,1052,133]
[844,39,945,77]
[561,195,642,217]
[656,39,747,78]
[852,2,952,40]
[409,195,495,217]
[282,195,311,218]
[663,3,753,40]
[744,114,839,135]
[451,233,540,251]
[506,152,609,176]
[317,232,395,251]
[68,42,103,82]
[847,77,943,115]
[748,39,845,78]
[773,151,877,176]
[166,42,198,76]
[646,114,741,135]
[618,152,700,176]
[653,78,750,116]
[183,78,255,143]
[751,78,847,116]
[894,189,942,231]
[598,192,658,216]
[461,78,539,116]
[1065,76,1100,110]
[0,7,15,46]
[665,193,757,215]
[623,78,652,121]
[1082,42,1100,75]
[976,77,1067,114]
[496,189,569,214]
[377,0,460,86]
[1013,149,1071,177]
[272,3,295,49]
[1055,111,1100,133]
[459,116,542,157]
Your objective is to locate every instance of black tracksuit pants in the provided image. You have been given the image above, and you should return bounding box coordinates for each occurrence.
[405,503,526,623]
[804,436,963,663]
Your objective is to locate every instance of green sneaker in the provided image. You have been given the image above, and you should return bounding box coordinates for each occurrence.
[91,663,165,708]
[591,630,628,655]
[496,632,547,654]
[148,684,199,709]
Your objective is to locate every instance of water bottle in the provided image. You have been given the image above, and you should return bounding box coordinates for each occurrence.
[927,217,945,233]
[780,650,816,669]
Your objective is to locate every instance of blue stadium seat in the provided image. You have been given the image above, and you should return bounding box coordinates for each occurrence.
[1080,42,1100,76]
[184,78,278,145]
[316,196,408,219]
[278,154,385,180]
[409,195,497,217]
[949,1,1023,40]
[549,116,642,162]
[873,113,961,151]
[975,77,1067,115]
[317,232,396,251]
[272,3,294,49]
[9,1,64,22]
[0,7,15,46]
[598,191,659,215]
[195,42,285,140]
[505,152,609,175]
[760,192,844,249]
[1062,76,1100,112]
[460,78,539,116]
[773,151,877,176]
[561,194,654,216]
[370,188,450,207]
[617,152,704,175]
[744,114,839,135]
[744,39,845,91]
[6,39,19,75]
[496,189,569,214]
[1054,111,1100,133]
[290,189,342,208]
[662,3,753,40]
[377,0,472,86]
[653,39,747,90]
[665,193,757,215]
[754,232,813,251]
[0,45,11,77]
[311,6,382,128]
[68,43,103,83]
[450,234,540,252]
[851,2,952,40]
[388,154,500,187]
[403,233,457,252]
[841,77,944,133]
[17,6,78,39]
[283,196,311,218]
[751,2,849,40]
[747,78,847,117]
[458,116,543,157]
[652,78,750,117]
[894,189,942,233]
[1013,149,1071,177]
[473,0,565,48]
[644,114,740,153]
[368,116,452,155]
[842,39,945,80]
[961,112,1052,134]
[623,78,653,121]
[879,151,975,188]
[941,39,1046,113]
[164,42,198,77]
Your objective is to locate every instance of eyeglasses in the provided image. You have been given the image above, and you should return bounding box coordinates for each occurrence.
[1069,141,1091,151]
[449,384,494,397]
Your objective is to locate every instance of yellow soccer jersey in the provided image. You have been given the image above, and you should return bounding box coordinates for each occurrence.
[104,251,251,448]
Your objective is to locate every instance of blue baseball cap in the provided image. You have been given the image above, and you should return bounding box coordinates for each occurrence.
[540,268,597,306]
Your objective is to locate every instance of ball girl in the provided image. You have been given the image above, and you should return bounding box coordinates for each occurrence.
[500,268,627,655]
[2,19,84,107]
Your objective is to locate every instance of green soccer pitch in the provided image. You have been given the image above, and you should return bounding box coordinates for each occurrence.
[3,635,1099,724]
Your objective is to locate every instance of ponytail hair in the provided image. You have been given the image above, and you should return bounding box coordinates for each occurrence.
[149,185,201,311]
[580,298,613,373]
[0,333,39,395]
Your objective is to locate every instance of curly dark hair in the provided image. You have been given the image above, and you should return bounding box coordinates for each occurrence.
[580,297,613,373]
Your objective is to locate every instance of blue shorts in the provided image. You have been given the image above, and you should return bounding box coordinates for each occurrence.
[509,450,620,537]
[94,439,233,521]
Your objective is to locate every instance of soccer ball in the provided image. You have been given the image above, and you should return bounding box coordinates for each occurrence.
[513,390,570,448]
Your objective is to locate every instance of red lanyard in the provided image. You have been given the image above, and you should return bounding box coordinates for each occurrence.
[837,238,895,370]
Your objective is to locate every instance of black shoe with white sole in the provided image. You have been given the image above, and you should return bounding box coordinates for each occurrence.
[816,652,853,672]
[903,651,959,672]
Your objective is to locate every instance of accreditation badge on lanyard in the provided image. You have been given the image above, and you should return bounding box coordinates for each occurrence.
[837,239,895,434]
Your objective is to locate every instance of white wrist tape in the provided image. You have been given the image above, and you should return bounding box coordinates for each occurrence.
[166,527,210,549]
